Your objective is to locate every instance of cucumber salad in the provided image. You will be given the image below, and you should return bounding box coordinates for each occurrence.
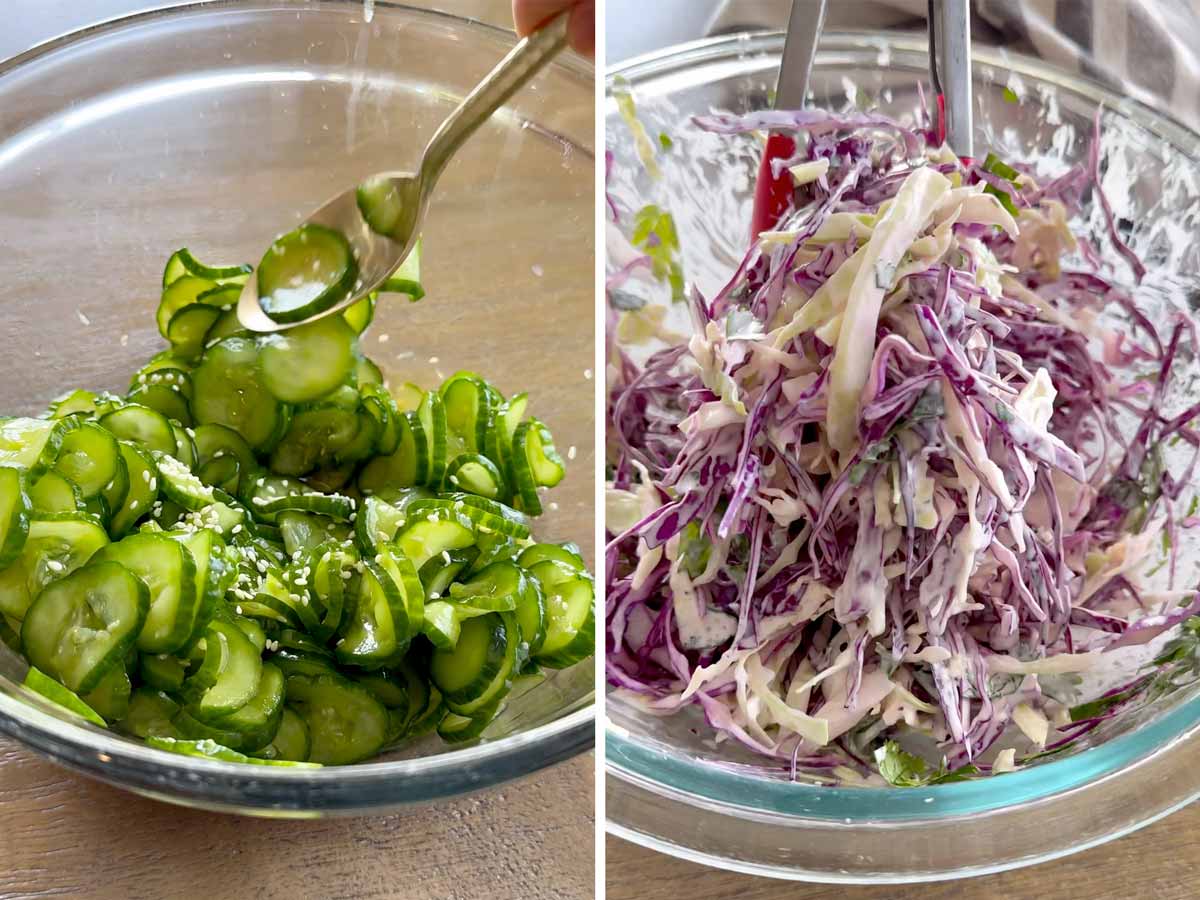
[606,104,1200,785]
[1,241,594,766]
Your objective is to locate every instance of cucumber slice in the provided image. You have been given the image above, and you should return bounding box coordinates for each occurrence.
[24,666,107,726]
[147,736,320,767]
[210,662,284,750]
[444,453,505,500]
[192,618,263,721]
[256,705,311,762]
[82,664,132,721]
[109,442,158,537]
[437,694,502,745]
[0,516,110,620]
[100,405,177,456]
[354,495,407,554]
[394,515,476,570]
[356,176,406,237]
[152,452,214,510]
[269,404,361,476]
[511,419,565,515]
[378,238,424,301]
[514,572,547,658]
[171,423,198,470]
[193,423,256,471]
[447,560,525,613]
[169,249,251,286]
[258,492,354,521]
[0,467,31,568]
[192,337,287,451]
[156,275,217,338]
[27,470,81,516]
[0,417,67,479]
[285,673,389,765]
[335,556,408,668]
[441,373,490,456]
[138,652,187,692]
[20,560,148,693]
[173,528,226,647]
[342,295,375,335]
[518,541,587,572]
[418,547,477,599]
[47,389,101,420]
[120,687,181,739]
[257,224,358,324]
[430,611,517,715]
[417,390,448,487]
[258,316,358,404]
[167,304,222,361]
[96,532,197,654]
[357,410,426,493]
[50,423,119,500]
[408,495,531,539]
[527,560,595,669]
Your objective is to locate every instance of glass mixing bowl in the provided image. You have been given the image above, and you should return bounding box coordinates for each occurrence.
[605,32,1200,881]
[0,1,595,816]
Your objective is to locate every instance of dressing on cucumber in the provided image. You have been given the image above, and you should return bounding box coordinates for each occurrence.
[0,245,592,766]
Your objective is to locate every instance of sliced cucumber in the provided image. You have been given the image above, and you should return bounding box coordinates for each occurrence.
[27,470,81,516]
[430,611,517,715]
[52,423,119,500]
[0,467,31,568]
[0,516,110,620]
[285,673,389,765]
[527,560,595,669]
[24,666,107,727]
[394,515,475,570]
[258,316,357,404]
[0,417,66,478]
[100,405,177,456]
[257,224,358,324]
[192,337,286,451]
[20,560,148,693]
[96,532,197,654]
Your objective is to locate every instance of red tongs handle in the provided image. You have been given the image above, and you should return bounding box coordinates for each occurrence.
[750,133,797,239]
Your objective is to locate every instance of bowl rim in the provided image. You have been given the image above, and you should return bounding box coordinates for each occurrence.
[604,29,1200,822]
[0,0,595,807]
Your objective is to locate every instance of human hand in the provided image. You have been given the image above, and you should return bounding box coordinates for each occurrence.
[512,0,595,58]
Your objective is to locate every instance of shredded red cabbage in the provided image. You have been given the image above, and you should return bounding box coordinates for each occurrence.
[606,104,1200,783]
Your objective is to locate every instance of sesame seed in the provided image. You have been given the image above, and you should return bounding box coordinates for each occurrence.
[583,368,593,380]
[531,264,544,277]
[120,334,129,347]
[429,591,440,599]
[568,445,577,460]
[76,309,91,326]
[429,356,439,364]
[549,501,560,511]
[378,334,389,343]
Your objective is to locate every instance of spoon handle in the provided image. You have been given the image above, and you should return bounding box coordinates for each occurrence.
[420,11,570,188]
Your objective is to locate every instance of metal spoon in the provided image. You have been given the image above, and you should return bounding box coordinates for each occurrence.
[237,12,570,332]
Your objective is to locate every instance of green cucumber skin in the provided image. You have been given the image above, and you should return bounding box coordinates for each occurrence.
[0,245,592,766]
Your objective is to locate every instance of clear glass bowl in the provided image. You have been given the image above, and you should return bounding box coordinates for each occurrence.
[605,32,1200,880]
[0,1,595,815]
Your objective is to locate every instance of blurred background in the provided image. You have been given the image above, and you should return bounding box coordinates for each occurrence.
[606,0,1200,129]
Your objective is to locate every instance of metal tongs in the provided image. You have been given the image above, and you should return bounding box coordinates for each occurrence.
[750,0,975,238]
[928,0,974,160]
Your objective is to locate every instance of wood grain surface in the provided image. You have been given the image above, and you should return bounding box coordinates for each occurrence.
[0,741,593,900]
[607,803,1200,900]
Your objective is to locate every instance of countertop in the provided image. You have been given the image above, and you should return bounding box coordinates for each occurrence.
[0,741,594,900]
[607,804,1200,899]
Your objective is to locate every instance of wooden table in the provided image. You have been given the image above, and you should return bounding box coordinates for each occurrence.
[0,742,593,900]
[607,802,1200,900]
